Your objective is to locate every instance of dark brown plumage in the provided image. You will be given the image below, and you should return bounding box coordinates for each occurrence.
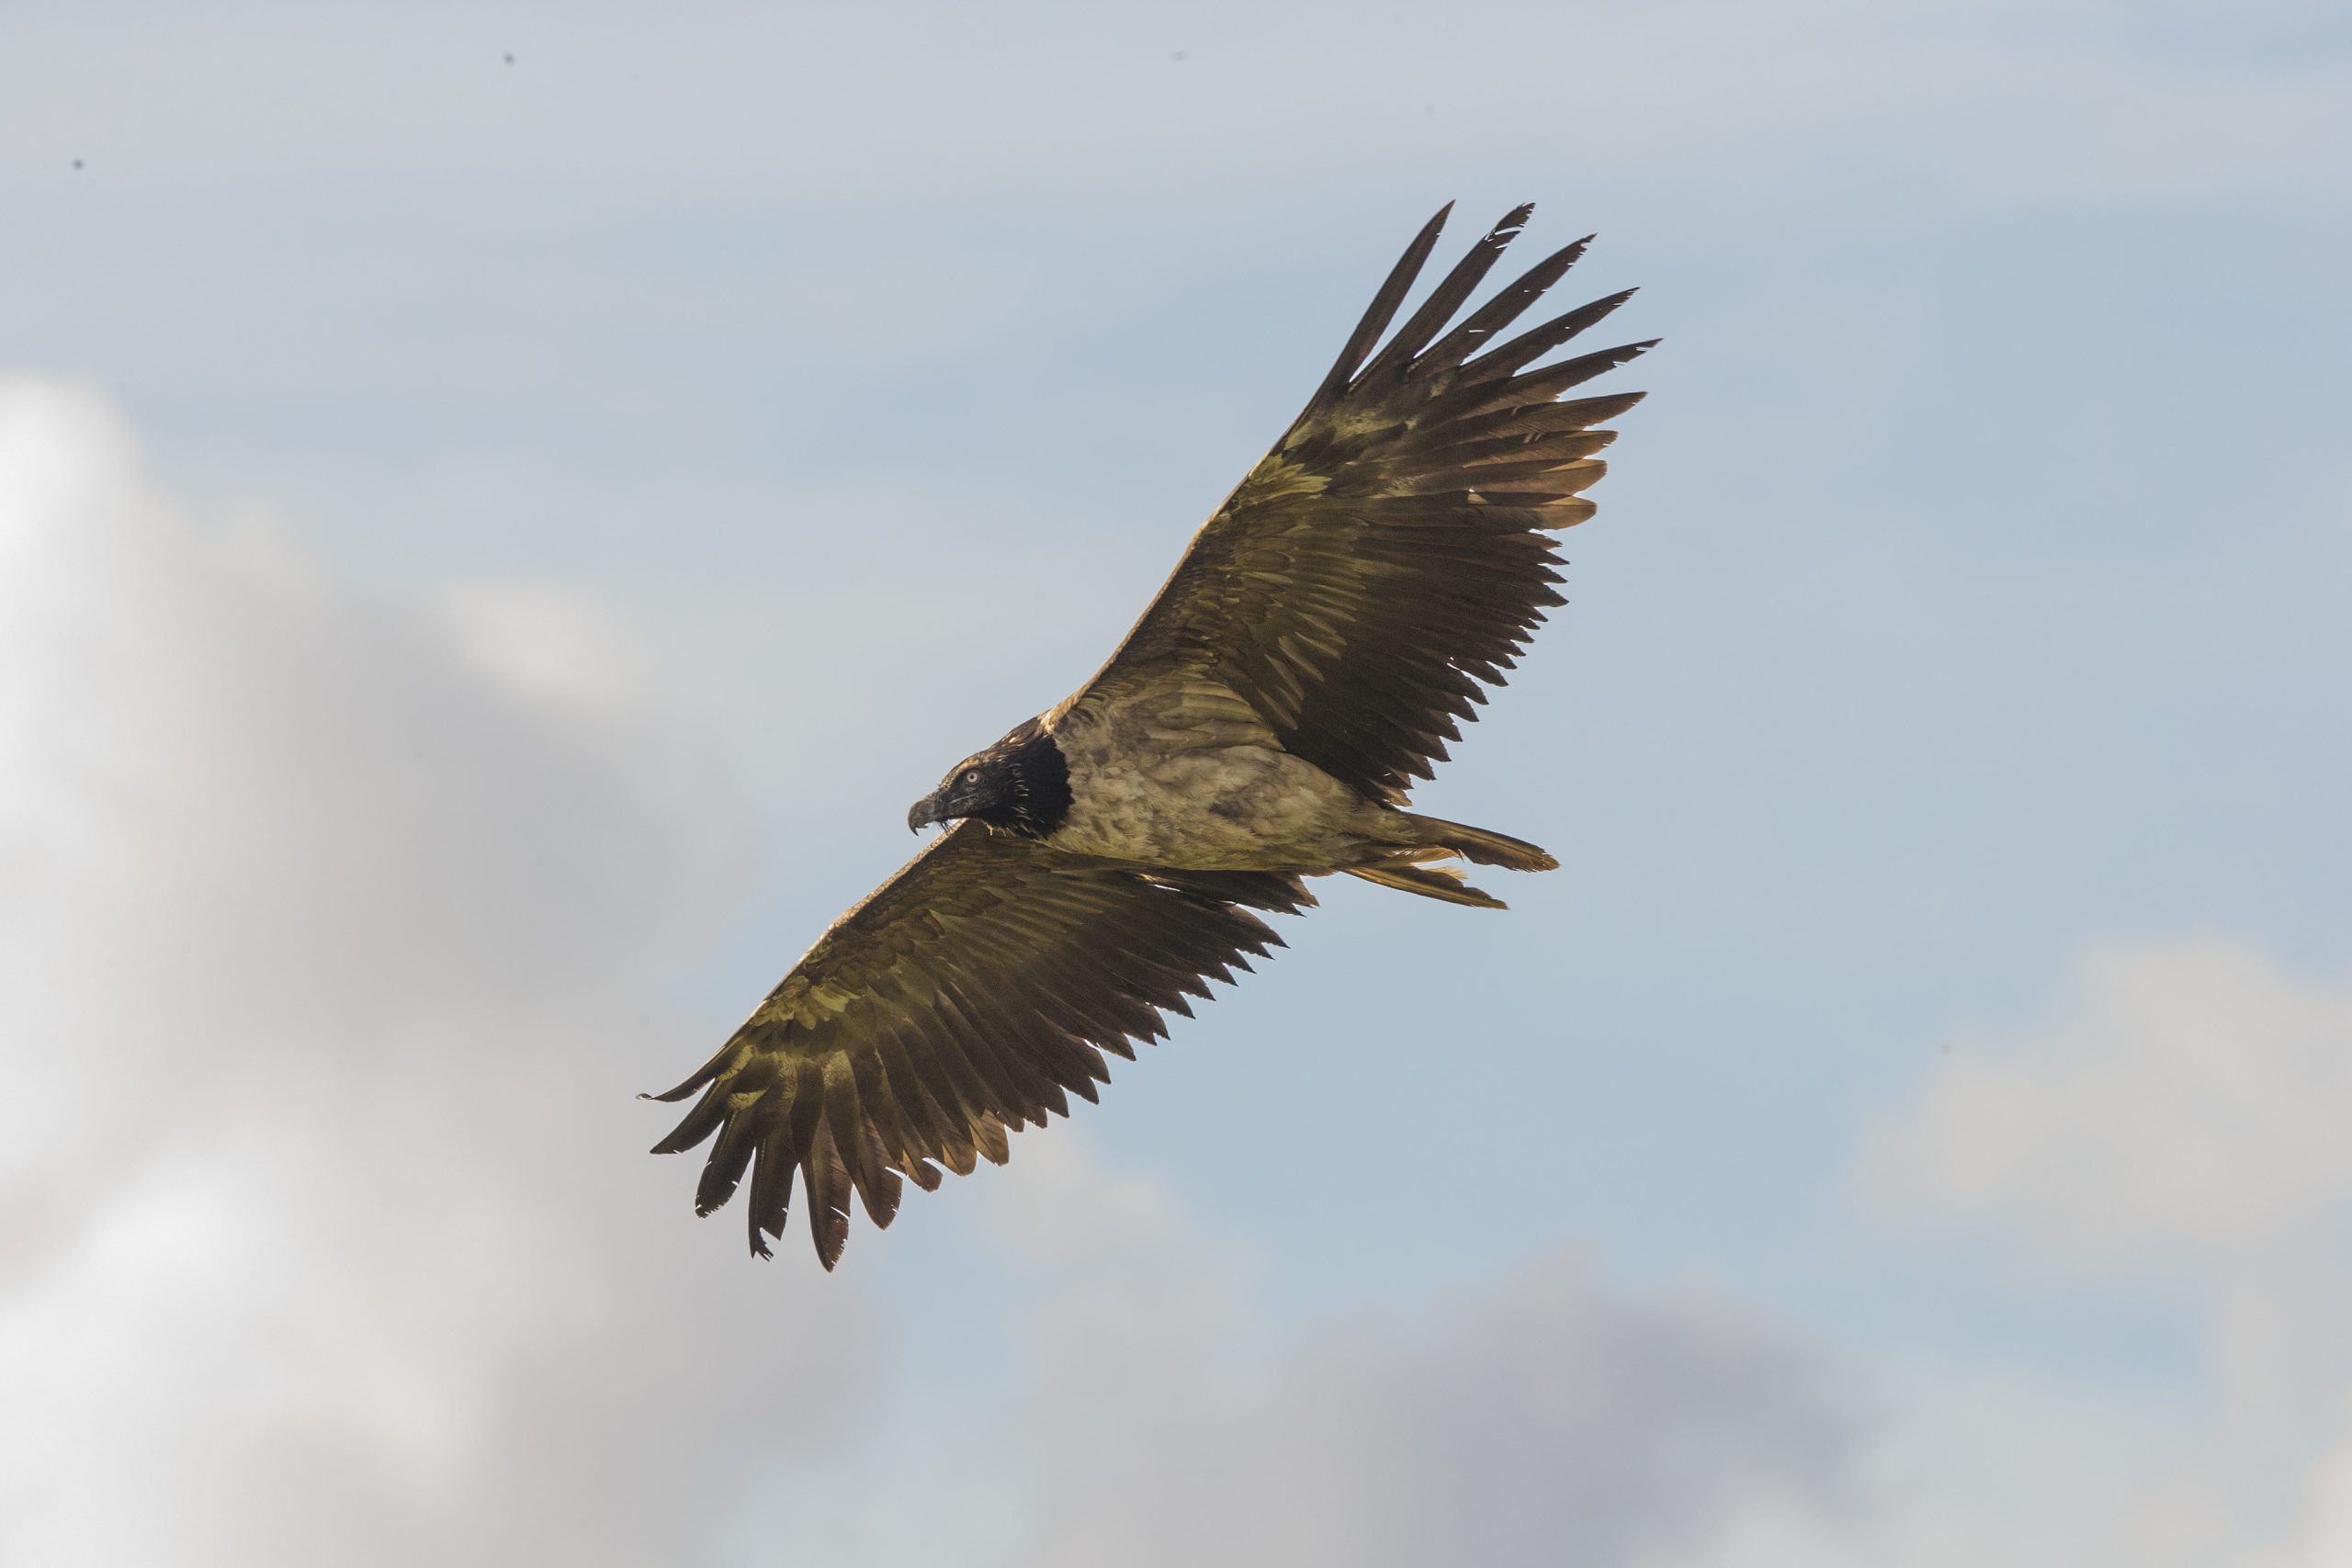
[650,203,1652,1267]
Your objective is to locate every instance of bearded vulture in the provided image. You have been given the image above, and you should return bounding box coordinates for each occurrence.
[649,203,1652,1266]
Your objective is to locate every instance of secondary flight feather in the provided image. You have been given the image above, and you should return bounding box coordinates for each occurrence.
[649,203,1653,1267]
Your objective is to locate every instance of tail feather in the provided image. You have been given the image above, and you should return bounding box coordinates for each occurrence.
[1344,861,1509,909]
[1402,813,1558,871]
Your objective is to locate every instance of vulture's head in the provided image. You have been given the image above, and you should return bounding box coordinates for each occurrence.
[907,718,1072,838]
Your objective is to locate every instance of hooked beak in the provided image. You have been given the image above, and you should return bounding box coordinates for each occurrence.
[907,789,950,834]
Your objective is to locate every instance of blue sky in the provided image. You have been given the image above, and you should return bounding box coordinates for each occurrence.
[5,3,2351,1563]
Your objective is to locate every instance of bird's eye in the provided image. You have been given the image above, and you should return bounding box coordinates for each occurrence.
[963,770,981,784]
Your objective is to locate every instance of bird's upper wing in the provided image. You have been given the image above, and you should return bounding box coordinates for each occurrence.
[1062,204,1652,801]
[649,820,1309,1267]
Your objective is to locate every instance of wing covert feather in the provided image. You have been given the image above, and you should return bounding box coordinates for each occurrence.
[1074,206,1652,802]
[649,821,1309,1268]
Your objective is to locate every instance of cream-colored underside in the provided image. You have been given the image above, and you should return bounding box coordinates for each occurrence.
[1042,672,1411,870]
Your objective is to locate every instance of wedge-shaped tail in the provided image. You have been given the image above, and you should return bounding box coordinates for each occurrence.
[1341,815,1559,908]
[1345,856,1511,909]
[1403,812,1558,871]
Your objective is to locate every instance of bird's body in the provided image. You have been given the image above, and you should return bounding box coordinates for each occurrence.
[944,693,1414,872]
[650,202,1652,1267]
[1047,728,1390,872]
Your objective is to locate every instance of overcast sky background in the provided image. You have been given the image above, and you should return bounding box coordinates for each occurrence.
[5,1,2351,1563]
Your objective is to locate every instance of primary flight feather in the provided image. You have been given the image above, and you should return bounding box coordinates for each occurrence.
[649,203,1653,1267]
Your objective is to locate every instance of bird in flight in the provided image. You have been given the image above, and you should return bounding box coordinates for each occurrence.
[649,203,1651,1267]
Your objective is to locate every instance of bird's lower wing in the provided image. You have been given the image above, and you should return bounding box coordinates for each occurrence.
[648,821,1310,1268]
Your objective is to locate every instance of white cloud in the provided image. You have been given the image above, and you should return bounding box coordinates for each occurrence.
[1864,938,2352,1269]
[1857,939,2352,1568]
[435,579,657,716]
[0,375,876,1566]
[1688,1359,2214,1568]
[968,1136,1856,1568]
[981,1132,1261,1445]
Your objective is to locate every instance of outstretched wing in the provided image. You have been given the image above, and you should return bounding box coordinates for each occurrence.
[649,821,1310,1268]
[1067,203,1652,803]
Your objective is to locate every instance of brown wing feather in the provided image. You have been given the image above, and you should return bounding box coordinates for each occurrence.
[1069,205,1653,802]
[648,821,1309,1268]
